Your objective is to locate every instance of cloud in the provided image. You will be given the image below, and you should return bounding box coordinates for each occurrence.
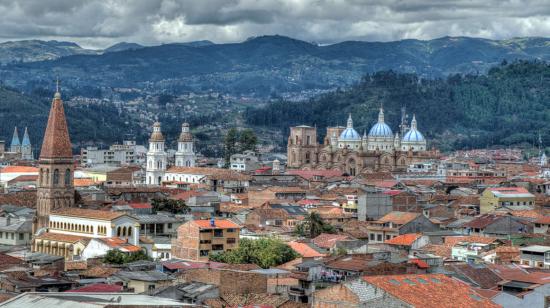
[0,0,550,48]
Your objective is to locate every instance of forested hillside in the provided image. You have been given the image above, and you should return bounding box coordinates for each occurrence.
[245,61,550,151]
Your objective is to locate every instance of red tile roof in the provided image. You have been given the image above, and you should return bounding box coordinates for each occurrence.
[40,93,73,159]
[97,238,141,252]
[378,211,420,225]
[363,274,499,308]
[288,241,326,258]
[286,169,343,180]
[444,235,500,246]
[487,187,530,194]
[312,233,351,249]
[534,216,550,224]
[193,219,241,229]
[129,202,152,209]
[1,166,38,173]
[65,283,123,293]
[385,233,421,246]
[52,207,126,221]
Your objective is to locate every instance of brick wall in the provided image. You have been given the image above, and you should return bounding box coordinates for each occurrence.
[179,268,267,296]
[172,221,200,260]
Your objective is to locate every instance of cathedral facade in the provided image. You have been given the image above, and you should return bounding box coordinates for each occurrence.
[287,108,439,175]
[146,122,196,186]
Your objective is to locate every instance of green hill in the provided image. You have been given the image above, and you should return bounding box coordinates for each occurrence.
[245,61,550,151]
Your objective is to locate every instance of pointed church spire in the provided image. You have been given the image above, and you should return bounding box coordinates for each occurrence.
[11,127,20,147]
[40,87,72,159]
[22,127,31,146]
[54,77,61,99]
[347,113,353,128]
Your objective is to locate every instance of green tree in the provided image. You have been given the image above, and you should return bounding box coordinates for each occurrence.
[209,238,298,268]
[239,129,258,152]
[295,212,336,238]
[223,128,239,167]
[103,249,150,264]
[151,198,189,214]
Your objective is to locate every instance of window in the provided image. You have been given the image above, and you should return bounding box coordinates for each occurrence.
[385,235,391,240]
[19,233,24,240]
[212,244,224,251]
[148,285,155,291]
[0,232,3,238]
[213,229,223,237]
[168,223,172,229]
[64,168,71,185]
[53,169,60,185]
[200,240,211,244]
[227,238,236,244]
[369,233,375,241]
[200,250,209,257]
[10,233,14,240]
[376,234,382,242]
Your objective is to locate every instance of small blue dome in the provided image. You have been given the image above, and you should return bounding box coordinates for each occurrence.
[403,129,425,142]
[339,128,361,140]
[368,123,393,137]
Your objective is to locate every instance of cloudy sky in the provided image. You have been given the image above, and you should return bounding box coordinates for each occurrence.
[1,0,550,49]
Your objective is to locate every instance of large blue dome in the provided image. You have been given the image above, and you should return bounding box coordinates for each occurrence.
[368,122,393,137]
[403,129,425,142]
[339,127,361,140]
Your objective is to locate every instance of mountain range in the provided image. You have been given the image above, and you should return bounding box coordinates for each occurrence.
[2,35,550,97]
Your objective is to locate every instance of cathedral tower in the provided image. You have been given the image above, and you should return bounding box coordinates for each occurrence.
[10,127,20,153]
[36,88,74,231]
[146,122,167,185]
[21,127,33,160]
[175,123,196,167]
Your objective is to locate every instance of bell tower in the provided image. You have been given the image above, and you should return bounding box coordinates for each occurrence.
[35,86,74,231]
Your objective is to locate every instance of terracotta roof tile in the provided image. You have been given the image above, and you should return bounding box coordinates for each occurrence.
[363,274,499,308]
[312,233,351,249]
[192,219,241,229]
[444,235,500,246]
[1,166,39,173]
[35,232,90,243]
[166,166,251,181]
[40,94,72,159]
[51,207,126,220]
[80,266,120,278]
[66,283,123,293]
[288,241,326,258]
[385,233,422,246]
[378,211,420,225]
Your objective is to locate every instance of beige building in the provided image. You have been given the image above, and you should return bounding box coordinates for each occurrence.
[172,219,241,261]
[287,111,439,175]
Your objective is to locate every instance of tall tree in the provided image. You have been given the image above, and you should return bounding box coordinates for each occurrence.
[239,128,258,152]
[223,128,239,167]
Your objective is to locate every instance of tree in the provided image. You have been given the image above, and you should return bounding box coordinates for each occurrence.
[103,249,150,264]
[239,129,258,152]
[223,128,239,167]
[209,238,298,268]
[295,212,336,238]
[151,198,189,214]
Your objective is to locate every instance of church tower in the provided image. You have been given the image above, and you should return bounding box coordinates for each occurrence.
[35,88,74,231]
[21,127,33,160]
[10,127,20,153]
[175,123,196,167]
[146,122,167,185]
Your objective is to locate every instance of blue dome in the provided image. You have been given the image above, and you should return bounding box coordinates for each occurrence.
[403,129,425,142]
[339,127,361,140]
[368,123,393,137]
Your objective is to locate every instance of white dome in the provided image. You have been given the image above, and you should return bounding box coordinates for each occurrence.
[403,129,425,142]
[368,107,393,137]
[339,128,361,140]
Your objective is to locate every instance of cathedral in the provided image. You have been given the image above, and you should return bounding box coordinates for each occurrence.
[7,126,33,160]
[34,87,75,231]
[287,108,439,175]
[146,122,196,186]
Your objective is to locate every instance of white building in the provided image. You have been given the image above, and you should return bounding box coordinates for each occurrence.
[230,150,260,172]
[146,122,167,186]
[80,141,136,166]
[175,123,196,167]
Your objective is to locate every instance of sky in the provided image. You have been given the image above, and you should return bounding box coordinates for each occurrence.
[1,0,550,49]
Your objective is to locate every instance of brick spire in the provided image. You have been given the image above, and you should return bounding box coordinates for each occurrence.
[39,90,72,159]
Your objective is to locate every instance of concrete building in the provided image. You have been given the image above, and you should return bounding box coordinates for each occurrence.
[519,245,550,269]
[80,141,136,166]
[172,219,241,261]
[480,187,535,214]
[230,150,260,172]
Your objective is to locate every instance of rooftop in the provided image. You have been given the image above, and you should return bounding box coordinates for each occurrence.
[192,219,241,229]
[51,208,126,221]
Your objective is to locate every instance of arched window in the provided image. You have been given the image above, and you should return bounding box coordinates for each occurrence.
[128,227,132,237]
[53,169,60,185]
[117,227,121,237]
[45,169,49,185]
[65,169,71,185]
[122,226,127,237]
